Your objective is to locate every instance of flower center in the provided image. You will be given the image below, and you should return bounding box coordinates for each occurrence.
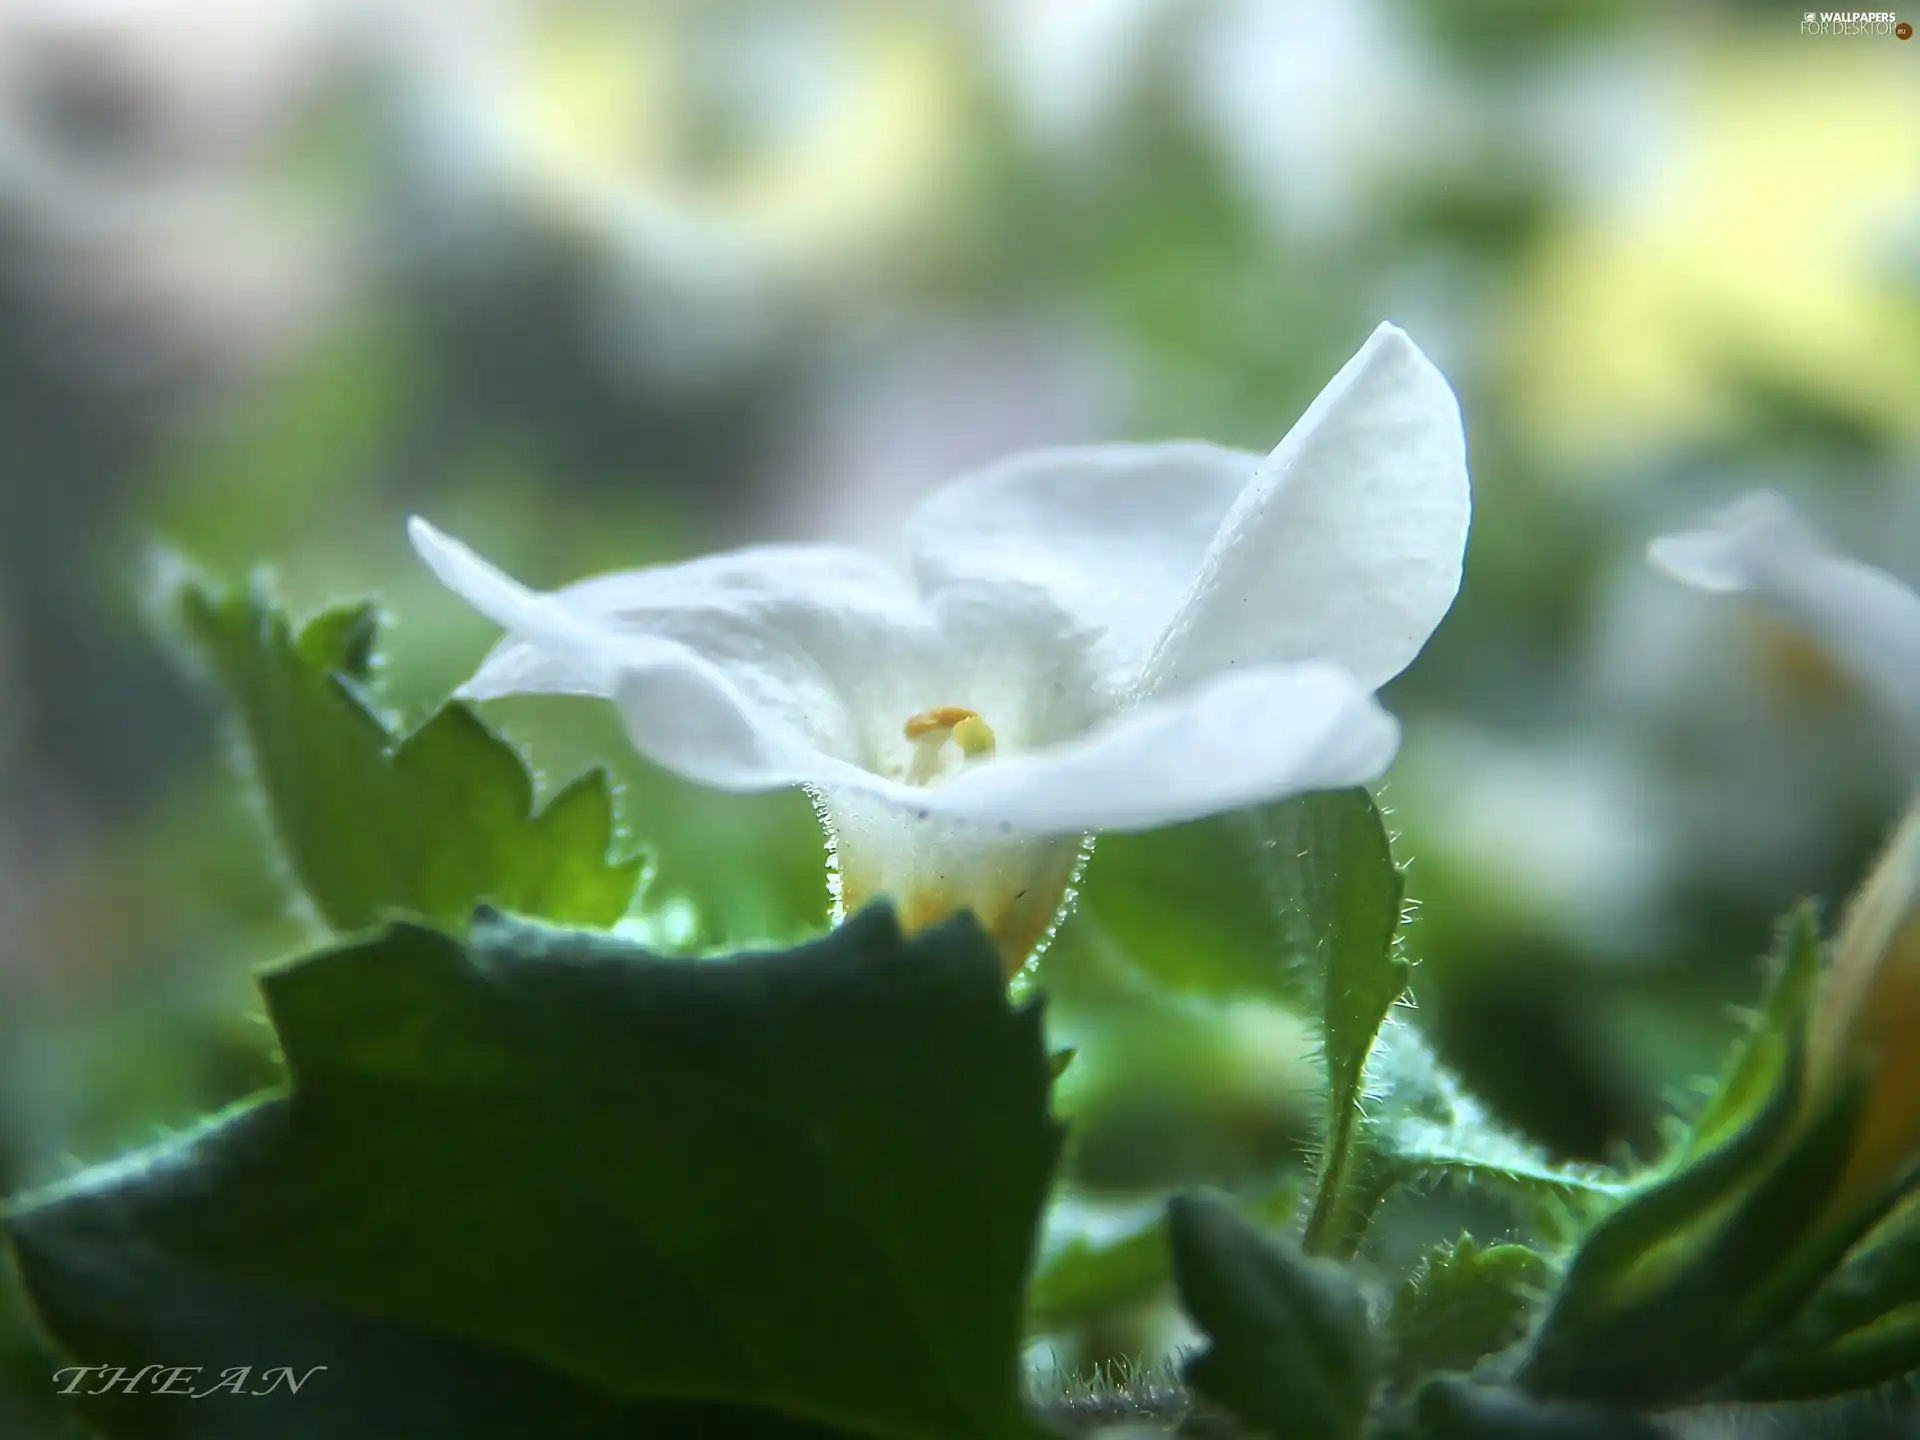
[902,705,996,786]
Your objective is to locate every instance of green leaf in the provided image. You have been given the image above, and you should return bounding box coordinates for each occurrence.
[1726,1194,1920,1401]
[1,1260,63,1440]
[1046,811,1317,1012]
[175,581,644,932]
[1515,1030,1874,1409]
[17,1239,847,1440]
[1027,1205,1170,1339]
[1353,1024,1622,1253]
[1370,1111,1627,1241]
[1168,1190,1377,1440]
[290,600,378,680]
[1730,1306,1920,1404]
[7,907,1063,1440]
[1043,791,1407,1256]
[479,694,832,951]
[1027,1184,1299,1336]
[1412,1379,1665,1439]
[1503,906,1885,1411]
[1058,789,1402,1017]
[1687,905,1823,1159]
[1275,791,1408,1254]
[1385,1238,1554,1388]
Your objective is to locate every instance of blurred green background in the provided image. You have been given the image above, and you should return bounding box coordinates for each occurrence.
[1,0,1917,1424]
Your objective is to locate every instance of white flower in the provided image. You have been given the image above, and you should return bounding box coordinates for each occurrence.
[1649,492,1920,748]
[409,323,1470,970]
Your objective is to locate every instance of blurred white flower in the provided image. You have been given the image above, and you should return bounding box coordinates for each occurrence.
[409,323,1470,970]
[1586,545,1900,904]
[397,0,973,387]
[1650,491,1920,750]
[978,0,1168,151]
[0,0,372,379]
[1185,0,1457,239]
[980,0,1460,240]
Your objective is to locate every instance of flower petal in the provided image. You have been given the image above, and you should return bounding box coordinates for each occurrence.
[410,517,870,791]
[408,517,636,698]
[1137,322,1470,697]
[1648,491,1920,735]
[899,661,1398,835]
[450,537,937,762]
[457,545,921,702]
[409,518,1111,791]
[903,442,1261,694]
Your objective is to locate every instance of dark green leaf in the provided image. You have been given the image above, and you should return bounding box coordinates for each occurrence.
[8,907,1062,1440]
[1516,1040,1873,1408]
[1169,1190,1376,1440]
[15,1234,850,1440]
[1412,1379,1664,1440]
[1729,1306,1920,1404]
[1726,1195,1920,1401]
[1385,1238,1554,1388]
[1027,1185,1298,1336]
[1507,909,1871,1410]
[1,1259,63,1440]
[175,581,643,932]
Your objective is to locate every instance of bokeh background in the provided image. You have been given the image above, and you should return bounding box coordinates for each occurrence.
[2,0,1917,1426]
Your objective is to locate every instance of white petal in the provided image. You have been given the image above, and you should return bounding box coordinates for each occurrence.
[454,539,935,763]
[1137,323,1470,697]
[410,517,869,792]
[1649,490,1828,593]
[899,662,1399,835]
[1648,492,1920,735]
[409,518,1112,793]
[904,442,1260,694]
[408,517,633,697]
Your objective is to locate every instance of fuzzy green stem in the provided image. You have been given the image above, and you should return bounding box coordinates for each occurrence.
[1303,1097,1362,1256]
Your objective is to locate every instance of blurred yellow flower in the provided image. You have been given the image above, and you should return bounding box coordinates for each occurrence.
[1512,39,1920,467]
[480,0,972,305]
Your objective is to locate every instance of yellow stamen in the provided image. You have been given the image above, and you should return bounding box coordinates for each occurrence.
[951,714,996,758]
[904,705,984,740]
[902,705,998,787]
